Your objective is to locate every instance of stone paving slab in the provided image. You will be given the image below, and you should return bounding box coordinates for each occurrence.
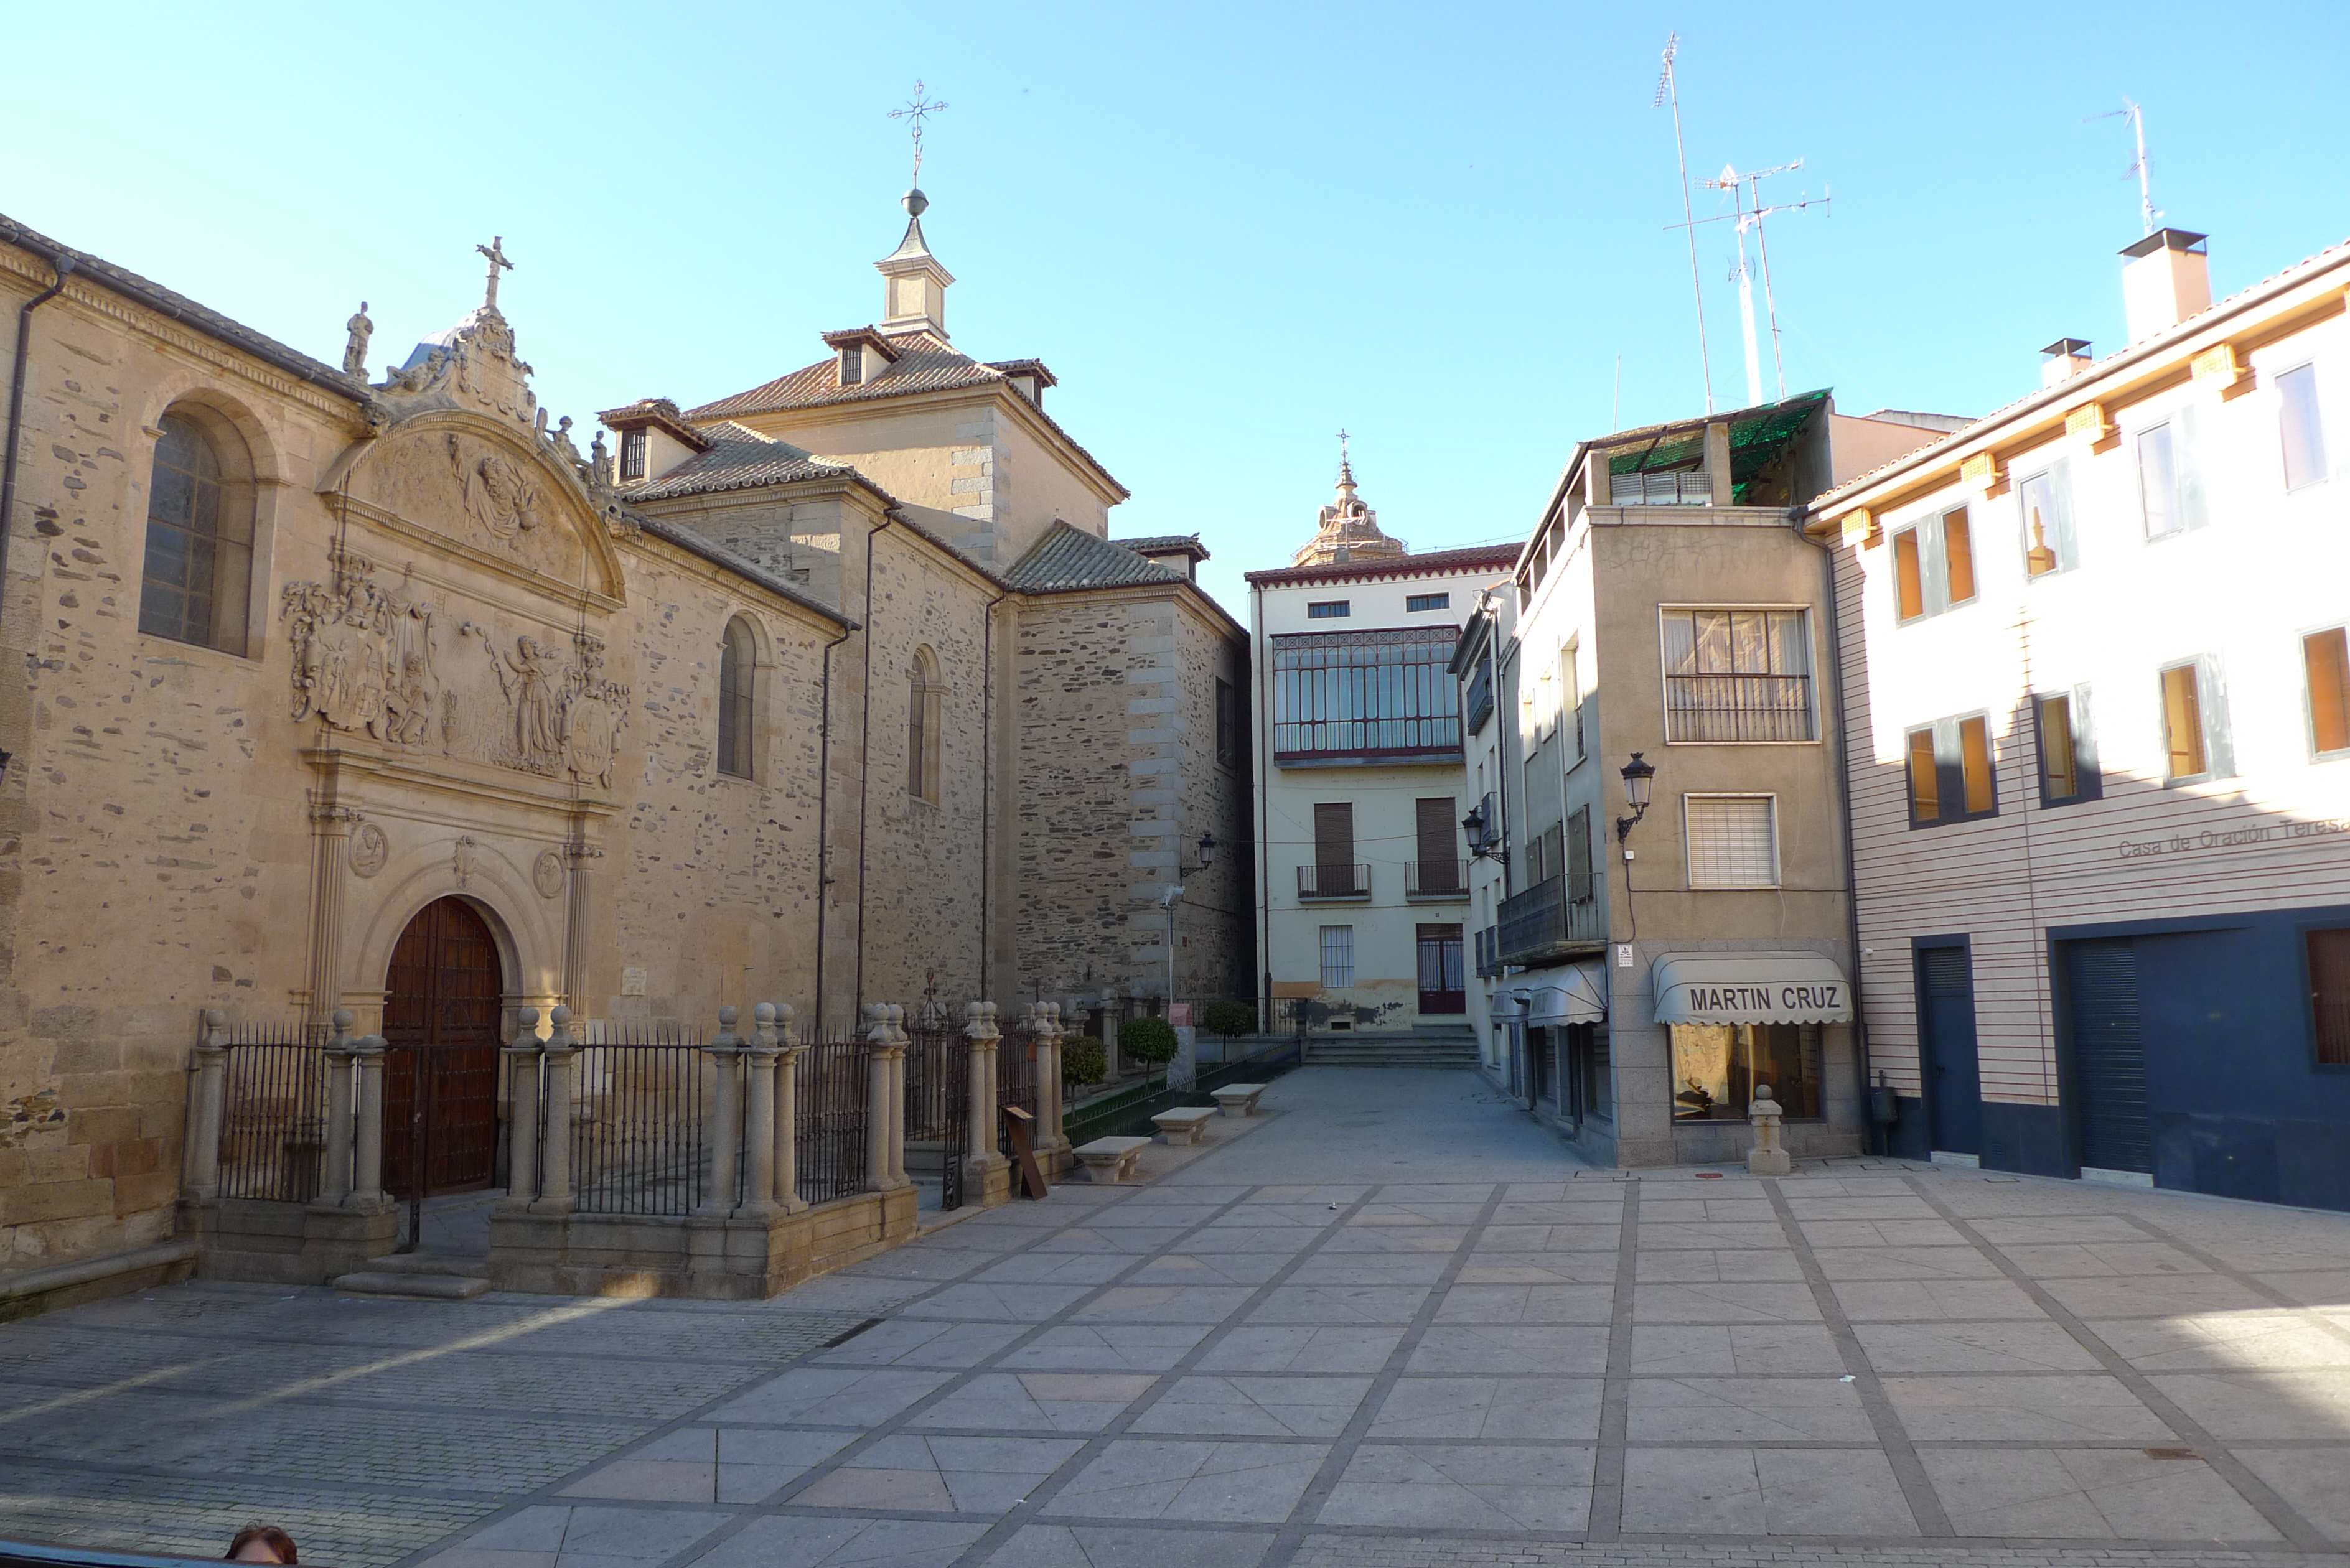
[5,1066,2350,1568]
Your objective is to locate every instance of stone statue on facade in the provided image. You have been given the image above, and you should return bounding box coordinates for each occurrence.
[490,636,566,773]
[342,302,373,380]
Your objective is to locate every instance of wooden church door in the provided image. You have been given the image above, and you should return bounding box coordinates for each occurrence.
[382,897,505,1195]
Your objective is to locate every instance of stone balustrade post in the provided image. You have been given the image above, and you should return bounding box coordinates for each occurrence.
[699,1006,745,1219]
[768,1002,806,1213]
[319,1010,359,1206]
[1100,985,1122,1076]
[183,1009,230,1202]
[1036,1002,1069,1164]
[887,1003,909,1187]
[351,1034,388,1207]
[502,1008,544,1207]
[739,1004,781,1220]
[864,1003,909,1192]
[1748,1083,1791,1176]
[963,1002,1009,1204]
[533,1006,579,1213]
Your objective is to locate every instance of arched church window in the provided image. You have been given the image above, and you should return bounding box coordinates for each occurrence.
[139,409,256,654]
[718,616,756,778]
[909,646,942,804]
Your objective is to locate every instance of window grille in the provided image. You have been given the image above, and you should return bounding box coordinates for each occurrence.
[1660,610,1814,742]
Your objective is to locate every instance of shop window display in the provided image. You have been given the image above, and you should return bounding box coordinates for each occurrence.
[1669,1023,1820,1121]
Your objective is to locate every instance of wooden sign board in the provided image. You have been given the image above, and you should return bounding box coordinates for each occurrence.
[1001,1106,1049,1200]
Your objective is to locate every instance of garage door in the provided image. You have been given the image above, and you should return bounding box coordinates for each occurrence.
[2066,939,2150,1175]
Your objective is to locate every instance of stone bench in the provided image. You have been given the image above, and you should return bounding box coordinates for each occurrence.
[1072,1136,1149,1183]
[1152,1106,1217,1146]
[1212,1083,1269,1118]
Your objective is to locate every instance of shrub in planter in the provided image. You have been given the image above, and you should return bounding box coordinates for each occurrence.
[1200,999,1257,1046]
[1119,1016,1179,1065]
[1061,1038,1107,1088]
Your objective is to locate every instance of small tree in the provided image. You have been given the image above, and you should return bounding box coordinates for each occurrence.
[1200,999,1257,1052]
[1120,1015,1178,1065]
[1061,1037,1107,1089]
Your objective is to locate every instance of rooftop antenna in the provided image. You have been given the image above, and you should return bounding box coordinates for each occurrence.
[889,80,949,184]
[2089,98,2158,236]
[1691,161,1827,403]
[1655,33,1713,414]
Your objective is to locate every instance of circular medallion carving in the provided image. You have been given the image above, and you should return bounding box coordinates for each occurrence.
[533,849,566,900]
[348,823,389,878]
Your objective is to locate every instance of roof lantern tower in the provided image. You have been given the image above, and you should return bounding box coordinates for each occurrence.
[1291,430,1407,567]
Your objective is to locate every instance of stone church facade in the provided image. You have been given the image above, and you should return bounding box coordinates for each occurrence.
[0,195,1249,1286]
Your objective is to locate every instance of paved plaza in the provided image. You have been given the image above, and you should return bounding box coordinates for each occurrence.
[4,1067,2350,1568]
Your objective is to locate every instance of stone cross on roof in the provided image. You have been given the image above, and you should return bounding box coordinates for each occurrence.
[475,236,514,312]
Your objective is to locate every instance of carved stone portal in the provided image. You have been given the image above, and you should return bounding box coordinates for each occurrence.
[283,546,441,745]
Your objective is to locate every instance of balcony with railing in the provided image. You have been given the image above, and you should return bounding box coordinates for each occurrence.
[1297,863,1372,900]
[1496,872,1606,966]
[1407,859,1468,900]
[1664,674,1816,742]
[1474,925,1502,978]
[1273,626,1463,766]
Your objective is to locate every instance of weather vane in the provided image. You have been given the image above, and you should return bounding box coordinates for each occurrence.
[889,80,948,182]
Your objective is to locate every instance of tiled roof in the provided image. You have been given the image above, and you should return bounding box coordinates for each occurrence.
[686,332,1001,419]
[1115,534,1209,559]
[597,397,712,452]
[623,422,868,502]
[1006,523,1185,592]
[1244,543,1523,588]
[0,211,366,405]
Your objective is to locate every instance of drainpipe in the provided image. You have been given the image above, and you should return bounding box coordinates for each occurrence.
[1253,579,1273,1032]
[1792,506,1878,1153]
[1,253,73,775]
[976,576,1009,1001]
[810,621,853,1032]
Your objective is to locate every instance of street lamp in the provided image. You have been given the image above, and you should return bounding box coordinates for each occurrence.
[1614,752,1656,845]
[1164,833,1217,1007]
[1461,803,1506,866]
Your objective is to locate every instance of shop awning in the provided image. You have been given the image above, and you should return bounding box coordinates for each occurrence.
[1650,951,1853,1025]
[1525,964,1608,1026]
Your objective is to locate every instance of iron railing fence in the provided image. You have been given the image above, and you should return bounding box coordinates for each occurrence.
[1664,674,1816,742]
[794,1033,870,1206]
[1497,872,1608,964]
[569,1025,709,1217]
[216,1025,328,1202]
[1408,859,1468,898]
[998,1032,1041,1158]
[904,1025,970,1212]
[1296,862,1372,899]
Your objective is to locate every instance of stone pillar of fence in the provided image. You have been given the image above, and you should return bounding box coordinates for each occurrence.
[350,1035,388,1208]
[765,1002,807,1213]
[182,1009,230,1203]
[533,1006,579,1214]
[963,1002,1009,1208]
[1027,1002,1070,1174]
[1099,985,1121,1078]
[699,1007,746,1220]
[318,1010,359,1206]
[738,1004,781,1221]
[501,1008,544,1208]
[864,1003,910,1192]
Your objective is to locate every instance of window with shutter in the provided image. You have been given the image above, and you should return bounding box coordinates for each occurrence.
[1942,506,1977,604]
[1313,802,1357,896]
[2306,628,2350,756]
[1683,795,1777,889]
[1567,805,1593,902]
[2019,462,2077,577]
[2280,363,2328,492]
[2307,926,2350,1066]
[1415,797,1460,894]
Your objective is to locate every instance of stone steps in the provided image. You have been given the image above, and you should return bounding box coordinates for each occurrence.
[1303,1034,1480,1068]
[331,1252,491,1299]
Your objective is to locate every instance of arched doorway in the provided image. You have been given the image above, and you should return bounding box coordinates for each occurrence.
[382,897,505,1195]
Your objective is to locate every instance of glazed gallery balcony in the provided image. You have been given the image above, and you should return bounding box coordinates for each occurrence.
[1496,872,1606,966]
[1272,626,1463,766]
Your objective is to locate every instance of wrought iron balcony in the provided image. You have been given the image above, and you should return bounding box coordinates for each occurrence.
[1664,674,1816,742]
[1296,863,1372,900]
[1407,859,1468,899]
[1496,872,1606,966]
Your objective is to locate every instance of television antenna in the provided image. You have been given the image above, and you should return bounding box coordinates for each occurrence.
[1669,161,1830,405]
[1654,33,1713,414]
[2089,98,2158,236]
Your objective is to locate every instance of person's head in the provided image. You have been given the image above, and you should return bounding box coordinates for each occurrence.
[225,1526,297,1565]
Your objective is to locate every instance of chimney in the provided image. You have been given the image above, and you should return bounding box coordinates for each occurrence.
[2120,229,2210,343]
[2039,338,2093,388]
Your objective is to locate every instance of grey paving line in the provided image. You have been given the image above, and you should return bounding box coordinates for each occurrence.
[2115,1214,2350,1351]
[937,1181,1395,1567]
[1899,1173,2333,1554]
[1587,1175,1641,1543]
[1257,1180,1520,1568]
[1760,1174,1953,1538]
[381,1187,1162,1568]
[1290,1537,2350,1568]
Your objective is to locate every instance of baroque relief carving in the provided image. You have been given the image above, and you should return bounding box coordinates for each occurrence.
[533,849,566,900]
[349,823,390,877]
[462,625,629,790]
[283,546,442,745]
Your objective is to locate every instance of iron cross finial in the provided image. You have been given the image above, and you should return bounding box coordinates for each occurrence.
[475,236,514,311]
[889,81,949,182]
[1337,427,1351,466]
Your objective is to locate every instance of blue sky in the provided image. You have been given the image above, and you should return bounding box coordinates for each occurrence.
[7,1,2346,613]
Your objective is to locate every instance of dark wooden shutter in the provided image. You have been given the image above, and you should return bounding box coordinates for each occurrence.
[1314,802,1355,894]
[2309,928,2350,1066]
[1567,805,1593,900]
[2067,940,2150,1174]
[1415,798,1456,892]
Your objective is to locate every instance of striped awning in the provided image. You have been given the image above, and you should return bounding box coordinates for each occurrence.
[1525,964,1608,1026]
[1650,951,1853,1025]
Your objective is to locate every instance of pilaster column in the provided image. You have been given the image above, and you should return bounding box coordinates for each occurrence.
[738,1004,780,1220]
[768,1003,807,1213]
[699,1007,744,1218]
[350,1035,388,1207]
[319,1010,358,1206]
[303,800,360,1032]
[561,824,602,1017]
[864,1003,908,1192]
[502,1008,544,1208]
[183,1009,230,1202]
[533,1006,578,1214]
